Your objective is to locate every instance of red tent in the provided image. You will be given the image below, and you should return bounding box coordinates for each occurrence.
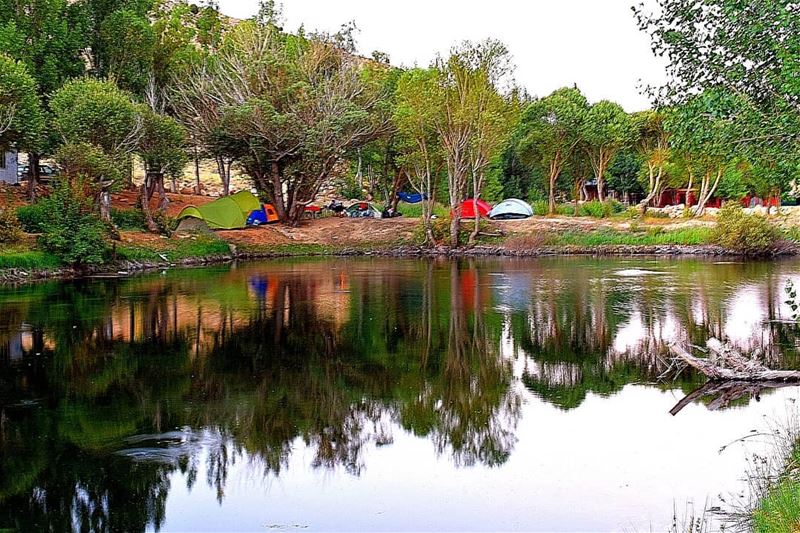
[458,199,492,219]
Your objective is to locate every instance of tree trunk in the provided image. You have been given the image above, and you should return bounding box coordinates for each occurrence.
[194,146,201,195]
[450,212,461,248]
[216,157,230,197]
[596,161,606,202]
[98,180,113,223]
[157,175,169,212]
[270,161,286,221]
[140,175,159,233]
[27,152,40,203]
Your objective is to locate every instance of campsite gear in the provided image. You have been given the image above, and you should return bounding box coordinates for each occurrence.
[327,200,346,214]
[304,205,322,219]
[489,199,534,220]
[457,199,492,219]
[247,204,280,226]
[397,192,427,204]
[345,202,383,219]
[177,191,262,230]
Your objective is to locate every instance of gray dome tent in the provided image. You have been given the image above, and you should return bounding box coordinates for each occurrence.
[489,198,534,220]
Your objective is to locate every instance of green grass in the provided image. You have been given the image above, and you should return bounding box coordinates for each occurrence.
[0,249,61,270]
[546,227,714,247]
[753,445,800,533]
[116,237,232,263]
[396,202,450,219]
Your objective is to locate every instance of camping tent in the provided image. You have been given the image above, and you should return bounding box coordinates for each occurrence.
[177,191,263,230]
[345,202,383,219]
[458,199,492,219]
[246,203,280,225]
[489,199,534,220]
[397,192,427,204]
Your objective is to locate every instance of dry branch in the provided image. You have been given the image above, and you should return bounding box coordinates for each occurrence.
[668,340,800,382]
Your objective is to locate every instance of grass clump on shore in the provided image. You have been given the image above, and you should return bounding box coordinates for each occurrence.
[117,236,231,263]
[546,227,713,247]
[0,249,60,270]
[396,202,450,219]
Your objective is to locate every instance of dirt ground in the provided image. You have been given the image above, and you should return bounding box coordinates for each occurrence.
[219,217,418,247]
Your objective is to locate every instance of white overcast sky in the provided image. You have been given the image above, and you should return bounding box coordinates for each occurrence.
[217,0,666,112]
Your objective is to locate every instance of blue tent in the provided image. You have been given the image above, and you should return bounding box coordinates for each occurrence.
[397,192,427,204]
[489,198,534,220]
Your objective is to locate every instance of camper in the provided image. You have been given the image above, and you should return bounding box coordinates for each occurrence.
[0,150,18,185]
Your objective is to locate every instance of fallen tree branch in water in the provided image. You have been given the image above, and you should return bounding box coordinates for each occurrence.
[668,340,800,382]
[667,338,800,416]
[669,380,799,416]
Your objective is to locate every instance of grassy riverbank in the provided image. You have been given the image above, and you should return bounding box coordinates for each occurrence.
[1,208,797,283]
[752,442,800,533]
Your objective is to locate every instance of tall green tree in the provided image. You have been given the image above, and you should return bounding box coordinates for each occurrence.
[581,100,634,202]
[631,110,670,211]
[0,54,44,153]
[634,0,800,173]
[0,0,87,200]
[666,89,748,216]
[434,39,514,246]
[50,79,142,220]
[516,87,588,215]
[172,19,388,225]
[395,68,444,243]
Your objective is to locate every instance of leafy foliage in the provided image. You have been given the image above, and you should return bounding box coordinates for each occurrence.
[516,87,588,215]
[37,181,111,266]
[0,53,44,151]
[14,203,48,233]
[711,204,780,254]
[0,204,23,244]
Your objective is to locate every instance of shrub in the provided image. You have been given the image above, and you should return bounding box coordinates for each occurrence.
[0,206,23,244]
[111,208,146,230]
[578,200,626,218]
[532,200,549,216]
[711,203,780,254]
[532,200,575,216]
[37,181,111,266]
[15,203,49,233]
[152,211,178,236]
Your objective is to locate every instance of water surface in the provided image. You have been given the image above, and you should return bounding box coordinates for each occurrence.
[2,257,800,532]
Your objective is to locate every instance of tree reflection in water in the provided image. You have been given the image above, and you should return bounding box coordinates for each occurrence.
[0,257,798,531]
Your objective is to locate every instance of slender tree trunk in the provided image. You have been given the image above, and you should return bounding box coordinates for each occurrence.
[270,161,286,221]
[216,157,231,197]
[450,212,461,248]
[695,169,722,217]
[98,181,112,222]
[27,152,40,203]
[140,174,159,233]
[193,145,201,195]
[596,157,607,202]
[156,174,169,212]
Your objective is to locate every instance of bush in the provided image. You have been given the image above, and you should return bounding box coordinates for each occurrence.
[577,200,625,218]
[111,208,146,230]
[37,181,111,266]
[152,211,178,236]
[711,203,780,254]
[0,206,23,244]
[15,203,49,233]
[532,200,575,216]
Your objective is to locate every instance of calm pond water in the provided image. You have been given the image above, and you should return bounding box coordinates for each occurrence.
[2,257,800,532]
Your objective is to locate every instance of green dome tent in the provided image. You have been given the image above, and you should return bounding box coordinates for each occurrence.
[177,191,263,230]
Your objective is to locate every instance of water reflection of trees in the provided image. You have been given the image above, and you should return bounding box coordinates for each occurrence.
[503,259,800,410]
[0,261,520,531]
[2,258,800,530]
